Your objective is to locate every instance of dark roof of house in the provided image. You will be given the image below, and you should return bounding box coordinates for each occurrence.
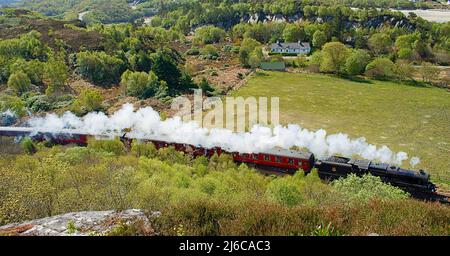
[260,61,286,70]
[270,42,311,49]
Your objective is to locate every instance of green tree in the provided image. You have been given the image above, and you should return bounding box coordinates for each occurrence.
[320,42,350,74]
[365,57,396,79]
[76,51,125,86]
[72,88,104,114]
[282,23,305,43]
[121,70,161,99]
[0,95,26,117]
[151,51,182,93]
[8,71,31,95]
[194,26,226,44]
[199,45,219,59]
[312,30,327,49]
[9,59,45,86]
[239,38,261,67]
[368,33,393,56]
[44,59,68,95]
[248,47,264,69]
[397,48,414,60]
[345,49,371,76]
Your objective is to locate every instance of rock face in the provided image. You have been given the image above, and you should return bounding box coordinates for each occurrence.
[0,110,17,126]
[0,209,160,236]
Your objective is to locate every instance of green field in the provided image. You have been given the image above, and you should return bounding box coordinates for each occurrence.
[232,71,450,184]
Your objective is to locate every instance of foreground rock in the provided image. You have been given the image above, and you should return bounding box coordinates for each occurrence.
[0,209,160,236]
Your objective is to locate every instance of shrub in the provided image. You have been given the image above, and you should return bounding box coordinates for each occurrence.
[345,49,371,76]
[419,62,440,83]
[332,174,409,203]
[265,173,304,207]
[199,45,219,60]
[71,88,104,115]
[194,26,226,45]
[121,70,161,99]
[0,95,26,117]
[239,38,261,67]
[21,138,37,155]
[87,138,126,156]
[198,77,215,96]
[365,57,396,80]
[7,71,31,95]
[44,59,68,95]
[25,94,51,112]
[75,51,126,86]
[185,47,200,56]
[319,42,351,74]
[131,141,157,158]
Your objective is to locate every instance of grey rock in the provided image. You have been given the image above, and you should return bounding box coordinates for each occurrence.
[0,209,159,236]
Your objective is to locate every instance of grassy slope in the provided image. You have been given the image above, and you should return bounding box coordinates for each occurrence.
[232,71,450,184]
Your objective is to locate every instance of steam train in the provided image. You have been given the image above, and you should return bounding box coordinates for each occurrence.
[0,126,448,204]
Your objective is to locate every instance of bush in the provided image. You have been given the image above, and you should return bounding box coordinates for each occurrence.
[365,57,396,80]
[7,71,31,95]
[21,138,37,155]
[194,26,226,45]
[0,95,26,117]
[25,94,51,112]
[199,45,219,60]
[87,138,126,156]
[75,51,126,86]
[71,88,104,115]
[198,77,215,96]
[332,174,409,203]
[345,49,371,76]
[265,175,304,207]
[121,70,162,99]
[239,38,261,67]
[131,141,157,158]
[185,47,200,56]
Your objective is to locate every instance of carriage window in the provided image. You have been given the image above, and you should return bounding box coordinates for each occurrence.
[253,154,259,160]
[264,155,270,161]
[276,156,282,163]
[288,159,294,164]
[243,153,249,158]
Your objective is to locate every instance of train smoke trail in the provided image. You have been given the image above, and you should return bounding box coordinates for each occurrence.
[27,103,420,166]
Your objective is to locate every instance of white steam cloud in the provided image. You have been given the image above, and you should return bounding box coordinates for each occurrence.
[27,103,419,166]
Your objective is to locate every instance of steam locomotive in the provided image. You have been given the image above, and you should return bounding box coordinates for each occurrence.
[0,126,448,204]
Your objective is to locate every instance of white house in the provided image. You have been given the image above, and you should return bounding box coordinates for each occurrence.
[270,41,311,55]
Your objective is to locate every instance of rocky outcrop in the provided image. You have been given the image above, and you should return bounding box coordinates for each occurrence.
[0,110,17,126]
[0,209,160,236]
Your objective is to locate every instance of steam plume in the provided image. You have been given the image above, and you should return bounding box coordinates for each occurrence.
[27,103,419,166]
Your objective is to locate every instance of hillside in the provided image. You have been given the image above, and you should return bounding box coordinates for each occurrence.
[0,142,448,236]
[0,9,104,51]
